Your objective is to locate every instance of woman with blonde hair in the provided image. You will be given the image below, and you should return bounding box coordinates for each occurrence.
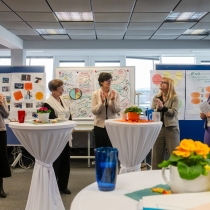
[151,77,180,169]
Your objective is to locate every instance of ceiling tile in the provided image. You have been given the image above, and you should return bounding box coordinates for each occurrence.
[9,29,38,35]
[124,35,150,39]
[47,0,91,12]
[155,29,186,35]
[3,0,51,12]
[177,35,206,40]
[174,0,210,12]
[0,12,22,21]
[94,13,130,22]
[0,2,11,11]
[17,12,58,22]
[66,30,95,35]
[200,14,210,22]
[97,35,124,39]
[95,23,127,29]
[134,0,180,12]
[28,22,62,29]
[130,13,168,22]
[42,35,70,39]
[61,22,94,29]
[0,21,30,29]
[96,29,126,35]
[92,0,135,12]
[151,35,178,39]
[191,22,210,29]
[126,30,155,35]
[18,35,44,40]
[160,22,196,29]
[128,23,161,30]
[70,35,96,39]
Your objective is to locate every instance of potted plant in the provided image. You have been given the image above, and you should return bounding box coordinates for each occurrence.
[159,139,210,193]
[124,105,142,121]
[37,107,51,122]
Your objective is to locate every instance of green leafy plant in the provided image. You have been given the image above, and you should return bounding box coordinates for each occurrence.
[158,139,210,180]
[124,105,142,115]
[37,107,51,114]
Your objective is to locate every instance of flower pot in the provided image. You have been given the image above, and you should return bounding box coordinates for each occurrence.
[38,113,49,122]
[162,165,210,193]
[127,112,140,121]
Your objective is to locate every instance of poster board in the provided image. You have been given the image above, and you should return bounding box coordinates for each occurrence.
[0,66,45,145]
[150,70,185,120]
[55,66,135,118]
[155,64,210,142]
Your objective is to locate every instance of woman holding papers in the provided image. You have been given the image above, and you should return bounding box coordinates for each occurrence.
[0,93,11,198]
[200,95,210,146]
[92,72,121,148]
[151,77,180,170]
[44,79,72,194]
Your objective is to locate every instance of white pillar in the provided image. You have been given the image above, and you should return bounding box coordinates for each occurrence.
[11,49,26,65]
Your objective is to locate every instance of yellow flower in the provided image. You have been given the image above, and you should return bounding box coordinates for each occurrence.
[194,141,210,158]
[173,148,191,157]
[204,165,210,172]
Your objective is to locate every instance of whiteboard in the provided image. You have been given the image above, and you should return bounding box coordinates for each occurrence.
[55,66,135,118]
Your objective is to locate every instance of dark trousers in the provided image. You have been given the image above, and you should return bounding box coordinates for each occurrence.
[0,131,11,178]
[94,126,112,148]
[53,143,70,190]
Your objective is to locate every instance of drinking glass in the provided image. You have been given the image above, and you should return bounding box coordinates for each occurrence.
[95,147,118,191]
[18,110,26,123]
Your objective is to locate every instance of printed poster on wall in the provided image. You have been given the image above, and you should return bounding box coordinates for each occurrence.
[10,73,46,120]
[150,70,185,120]
[186,70,210,120]
[56,67,133,118]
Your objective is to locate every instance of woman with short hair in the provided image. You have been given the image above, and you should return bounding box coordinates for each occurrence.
[151,77,180,170]
[44,79,72,194]
[92,72,121,148]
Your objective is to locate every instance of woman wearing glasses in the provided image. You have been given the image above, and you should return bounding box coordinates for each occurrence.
[151,77,180,170]
[92,72,121,148]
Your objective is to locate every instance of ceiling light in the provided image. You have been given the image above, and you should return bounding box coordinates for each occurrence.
[183,29,210,35]
[35,29,66,35]
[55,12,93,21]
[166,12,207,22]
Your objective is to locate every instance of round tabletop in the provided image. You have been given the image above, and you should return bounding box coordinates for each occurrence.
[9,120,77,130]
[70,170,168,210]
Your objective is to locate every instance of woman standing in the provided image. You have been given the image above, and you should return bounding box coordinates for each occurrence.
[92,72,121,148]
[151,77,180,170]
[0,93,11,198]
[44,79,72,194]
[200,94,210,146]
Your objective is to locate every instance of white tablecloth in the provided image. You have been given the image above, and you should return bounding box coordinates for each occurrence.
[70,170,167,210]
[105,119,162,173]
[9,121,76,210]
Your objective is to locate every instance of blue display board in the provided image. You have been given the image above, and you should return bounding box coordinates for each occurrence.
[156,64,210,142]
[0,66,45,145]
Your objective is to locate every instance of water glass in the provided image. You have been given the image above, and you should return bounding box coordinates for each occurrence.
[95,147,118,191]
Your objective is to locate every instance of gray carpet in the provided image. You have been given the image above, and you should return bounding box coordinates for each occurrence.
[0,159,96,210]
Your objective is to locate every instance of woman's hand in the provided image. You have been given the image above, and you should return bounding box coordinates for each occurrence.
[100,91,105,103]
[110,90,115,100]
[156,98,164,109]
[200,112,206,119]
[206,112,210,118]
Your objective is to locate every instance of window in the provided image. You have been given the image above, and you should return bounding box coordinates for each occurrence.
[95,61,120,66]
[59,61,85,67]
[126,58,159,111]
[161,57,195,64]
[26,57,53,98]
[0,58,11,65]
